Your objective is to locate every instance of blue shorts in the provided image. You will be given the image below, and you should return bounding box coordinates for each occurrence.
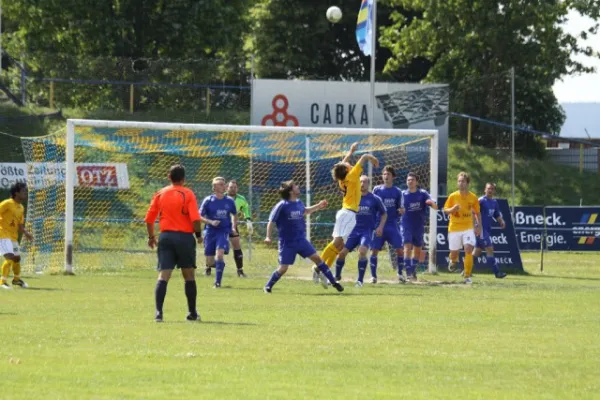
[204,231,230,256]
[278,238,316,266]
[476,232,492,249]
[371,224,403,250]
[401,225,425,247]
[345,229,373,252]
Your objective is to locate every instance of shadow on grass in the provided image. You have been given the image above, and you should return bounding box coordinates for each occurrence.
[163,320,257,326]
[530,274,600,282]
[23,287,64,291]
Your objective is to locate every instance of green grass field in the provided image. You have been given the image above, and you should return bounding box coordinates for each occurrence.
[2,252,599,399]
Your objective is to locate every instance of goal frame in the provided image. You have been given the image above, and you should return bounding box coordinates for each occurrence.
[65,119,440,273]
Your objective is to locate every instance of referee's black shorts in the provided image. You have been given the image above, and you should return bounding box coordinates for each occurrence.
[157,231,196,270]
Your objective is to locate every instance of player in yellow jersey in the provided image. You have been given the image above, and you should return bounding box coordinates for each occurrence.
[0,183,33,289]
[443,172,481,284]
[314,142,379,286]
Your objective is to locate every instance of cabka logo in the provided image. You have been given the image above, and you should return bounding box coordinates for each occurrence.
[261,94,299,127]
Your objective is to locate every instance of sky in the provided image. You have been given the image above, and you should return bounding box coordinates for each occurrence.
[552,11,600,103]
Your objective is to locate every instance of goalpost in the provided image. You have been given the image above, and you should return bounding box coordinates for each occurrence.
[21,119,439,274]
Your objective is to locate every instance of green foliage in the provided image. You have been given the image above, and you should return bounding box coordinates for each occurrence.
[448,140,600,206]
[380,0,600,154]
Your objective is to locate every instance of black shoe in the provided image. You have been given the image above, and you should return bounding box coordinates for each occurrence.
[12,279,28,288]
[495,272,507,279]
[263,286,272,293]
[155,312,163,323]
[213,282,221,289]
[335,275,342,282]
[332,282,344,292]
[186,312,200,322]
[237,269,247,278]
[204,267,212,276]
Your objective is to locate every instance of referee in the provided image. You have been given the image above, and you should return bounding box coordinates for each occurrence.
[145,164,203,323]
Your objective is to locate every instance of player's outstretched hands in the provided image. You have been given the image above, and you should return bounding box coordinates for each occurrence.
[425,199,435,206]
[210,220,220,227]
[350,142,359,153]
[246,221,254,235]
[371,156,379,168]
[264,237,272,245]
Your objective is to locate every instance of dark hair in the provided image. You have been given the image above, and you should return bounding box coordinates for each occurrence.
[407,172,418,181]
[458,171,470,184]
[383,165,396,177]
[169,164,185,183]
[10,182,27,198]
[228,180,238,185]
[279,180,295,200]
[331,163,348,181]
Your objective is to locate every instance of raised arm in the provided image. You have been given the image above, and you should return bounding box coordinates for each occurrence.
[304,200,328,215]
[357,154,379,168]
[341,142,359,164]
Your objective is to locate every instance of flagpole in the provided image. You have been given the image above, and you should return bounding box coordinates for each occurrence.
[368,0,377,130]
[367,0,377,191]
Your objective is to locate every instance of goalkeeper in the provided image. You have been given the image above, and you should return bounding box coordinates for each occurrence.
[205,180,253,278]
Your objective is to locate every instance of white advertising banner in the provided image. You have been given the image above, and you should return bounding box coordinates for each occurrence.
[251,79,449,193]
[0,163,130,190]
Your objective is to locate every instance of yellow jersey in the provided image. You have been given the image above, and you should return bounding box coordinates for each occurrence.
[339,163,363,212]
[0,199,25,241]
[445,191,480,233]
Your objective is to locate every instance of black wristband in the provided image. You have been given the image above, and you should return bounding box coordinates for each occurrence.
[194,232,202,239]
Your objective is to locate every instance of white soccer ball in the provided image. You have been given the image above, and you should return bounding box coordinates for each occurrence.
[326,6,342,23]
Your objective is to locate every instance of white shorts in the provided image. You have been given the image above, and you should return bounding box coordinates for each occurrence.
[332,208,356,241]
[0,239,20,257]
[448,230,476,251]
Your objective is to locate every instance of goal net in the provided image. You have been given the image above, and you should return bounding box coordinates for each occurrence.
[20,120,439,274]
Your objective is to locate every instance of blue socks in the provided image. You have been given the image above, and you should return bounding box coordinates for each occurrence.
[317,263,338,284]
[215,260,225,285]
[397,256,404,274]
[487,256,499,274]
[405,258,413,276]
[369,255,378,279]
[265,270,282,289]
[357,258,367,283]
[335,258,345,279]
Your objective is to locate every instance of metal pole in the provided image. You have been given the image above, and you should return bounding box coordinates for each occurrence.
[367,0,377,189]
[305,135,312,241]
[0,0,3,75]
[510,67,516,221]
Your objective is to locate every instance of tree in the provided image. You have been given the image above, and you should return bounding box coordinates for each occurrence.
[379,0,600,155]
[246,0,429,81]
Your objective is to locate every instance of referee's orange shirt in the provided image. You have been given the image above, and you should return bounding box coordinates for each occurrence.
[144,185,200,233]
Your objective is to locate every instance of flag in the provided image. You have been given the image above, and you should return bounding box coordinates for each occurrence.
[356,0,374,56]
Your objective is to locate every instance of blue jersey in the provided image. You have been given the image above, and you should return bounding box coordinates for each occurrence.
[401,189,432,228]
[373,185,402,227]
[479,196,502,234]
[269,199,306,244]
[355,193,387,231]
[200,195,237,234]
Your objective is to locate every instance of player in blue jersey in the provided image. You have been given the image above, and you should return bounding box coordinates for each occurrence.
[199,177,238,288]
[371,166,405,283]
[400,172,438,282]
[263,180,343,293]
[333,175,387,287]
[473,183,507,279]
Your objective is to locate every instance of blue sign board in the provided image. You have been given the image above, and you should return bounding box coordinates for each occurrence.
[514,206,600,251]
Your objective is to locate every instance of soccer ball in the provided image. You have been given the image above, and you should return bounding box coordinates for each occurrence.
[326,6,342,23]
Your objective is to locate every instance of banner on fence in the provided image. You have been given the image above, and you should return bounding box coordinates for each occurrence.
[0,163,130,190]
[433,197,524,271]
[514,206,600,251]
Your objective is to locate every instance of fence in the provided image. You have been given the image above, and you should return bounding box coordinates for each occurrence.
[1,53,599,207]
